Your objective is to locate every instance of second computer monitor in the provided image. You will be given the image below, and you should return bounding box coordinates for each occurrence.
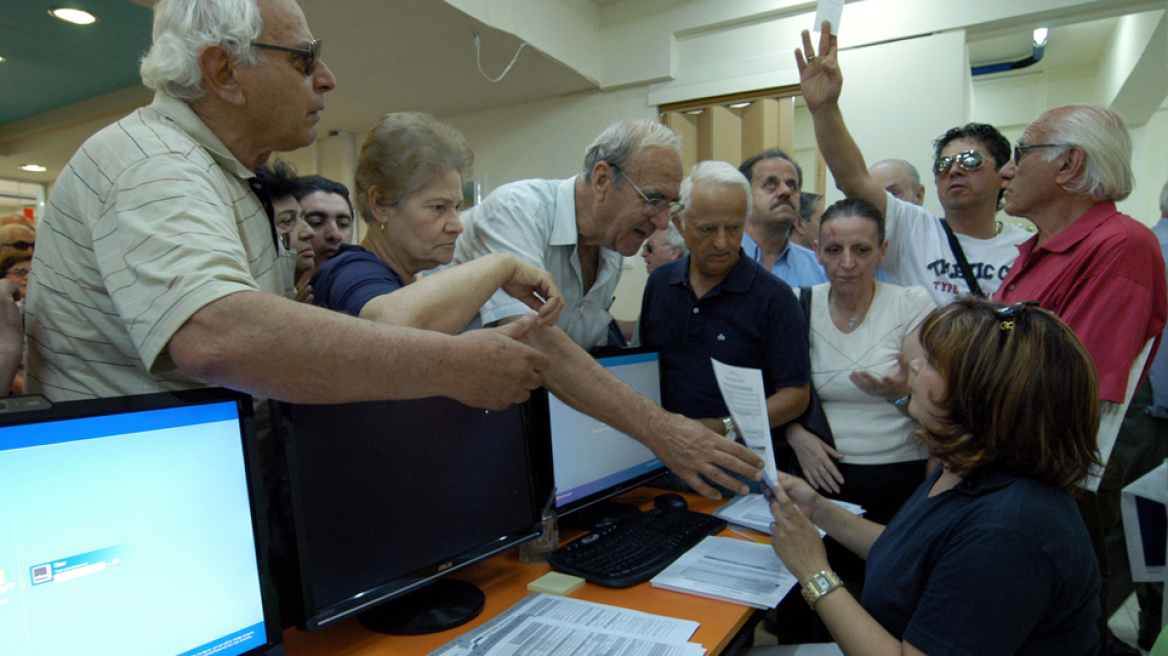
[551,349,666,516]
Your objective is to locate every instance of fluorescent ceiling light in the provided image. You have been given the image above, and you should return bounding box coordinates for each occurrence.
[49,8,98,25]
[20,165,47,173]
[0,56,6,63]
[728,102,751,109]
[1033,27,1049,47]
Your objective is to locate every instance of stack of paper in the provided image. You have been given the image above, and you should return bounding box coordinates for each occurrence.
[651,536,799,609]
[714,494,864,537]
[430,593,707,656]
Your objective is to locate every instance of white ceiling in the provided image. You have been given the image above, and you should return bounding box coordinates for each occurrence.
[0,0,599,186]
[0,1,1129,189]
[298,0,597,135]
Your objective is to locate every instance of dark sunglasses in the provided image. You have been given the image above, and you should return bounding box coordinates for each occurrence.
[1013,143,1074,165]
[933,150,986,177]
[253,39,322,75]
[993,300,1039,335]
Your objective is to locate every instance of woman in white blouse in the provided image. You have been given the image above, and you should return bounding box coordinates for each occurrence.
[787,198,933,527]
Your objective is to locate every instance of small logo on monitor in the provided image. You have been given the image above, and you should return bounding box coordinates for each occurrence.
[31,564,52,584]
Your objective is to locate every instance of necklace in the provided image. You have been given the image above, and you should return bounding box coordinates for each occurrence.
[829,298,868,330]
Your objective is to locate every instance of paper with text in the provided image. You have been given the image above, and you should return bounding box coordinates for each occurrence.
[429,593,701,655]
[711,359,778,484]
[482,616,705,656]
[714,494,866,538]
[651,536,798,609]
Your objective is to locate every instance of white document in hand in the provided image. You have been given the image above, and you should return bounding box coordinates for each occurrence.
[814,0,844,34]
[715,493,865,537]
[711,359,778,485]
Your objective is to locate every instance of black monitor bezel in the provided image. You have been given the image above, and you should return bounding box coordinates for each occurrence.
[547,345,668,520]
[0,388,285,656]
[280,389,553,632]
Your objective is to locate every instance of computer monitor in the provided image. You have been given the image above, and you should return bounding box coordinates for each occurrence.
[551,348,666,519]
[281,392,552,635]
[0,389,283,656]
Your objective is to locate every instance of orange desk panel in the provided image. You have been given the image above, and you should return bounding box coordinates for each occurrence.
[282,488,762,655]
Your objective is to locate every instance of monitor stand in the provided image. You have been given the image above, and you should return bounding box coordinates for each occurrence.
[356,579,485,635]
[561,498,642,531]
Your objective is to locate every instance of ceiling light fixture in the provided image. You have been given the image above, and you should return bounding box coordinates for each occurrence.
[0,56,6,63]
[20,165,47,173]
[48,7,98,25]
[972,27,1049,77]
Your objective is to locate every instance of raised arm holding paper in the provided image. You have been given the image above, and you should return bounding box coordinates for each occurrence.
[797,25,1029,307]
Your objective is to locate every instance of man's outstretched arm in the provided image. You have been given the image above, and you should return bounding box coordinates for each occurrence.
[169,291,550,411]
[512,319,765,499]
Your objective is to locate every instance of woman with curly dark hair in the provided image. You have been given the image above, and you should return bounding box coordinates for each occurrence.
[762,298,1101,655]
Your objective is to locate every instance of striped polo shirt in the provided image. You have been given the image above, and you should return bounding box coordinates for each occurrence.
[26,92,295,400]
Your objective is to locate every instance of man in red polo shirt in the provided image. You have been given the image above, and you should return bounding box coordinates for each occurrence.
[996,103,1167,653]
[997,104,1166,406]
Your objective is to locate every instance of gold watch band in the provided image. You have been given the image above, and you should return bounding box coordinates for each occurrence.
[801,570,844,609]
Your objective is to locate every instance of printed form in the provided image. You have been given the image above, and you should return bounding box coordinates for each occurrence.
[431,593,704,656]
[652,536,798,609]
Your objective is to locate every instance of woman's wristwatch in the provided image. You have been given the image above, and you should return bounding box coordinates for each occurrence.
[801,570,844,609]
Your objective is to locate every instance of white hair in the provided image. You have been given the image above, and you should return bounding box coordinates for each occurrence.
[661,221,687,255]
[581,120,682,183]
[1041,104,1134,202]
[140,0,266,101]
[675,160,752,229]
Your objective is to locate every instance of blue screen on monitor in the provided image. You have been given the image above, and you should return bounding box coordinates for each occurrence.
[551,351,664,511]
[0,401,270,656]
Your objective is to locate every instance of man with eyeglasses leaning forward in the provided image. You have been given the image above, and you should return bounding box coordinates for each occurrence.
[796,26,1030,307]
[449,119,767,498]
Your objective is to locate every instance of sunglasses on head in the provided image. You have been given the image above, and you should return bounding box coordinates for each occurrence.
[933,150,986,177]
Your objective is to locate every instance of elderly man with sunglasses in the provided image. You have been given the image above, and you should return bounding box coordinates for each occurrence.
[995,104,1168,656]
[796,27,1030,307]
[448,119,767,499]
[996,106,1165,408]
[26,0,556,417]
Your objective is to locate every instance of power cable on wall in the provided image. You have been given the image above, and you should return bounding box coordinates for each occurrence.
[474,32,527,83]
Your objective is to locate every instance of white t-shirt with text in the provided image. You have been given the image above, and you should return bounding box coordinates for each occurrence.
[883,193,1031,306]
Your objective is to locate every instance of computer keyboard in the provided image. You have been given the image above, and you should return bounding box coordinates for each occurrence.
[547,507,728,588]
